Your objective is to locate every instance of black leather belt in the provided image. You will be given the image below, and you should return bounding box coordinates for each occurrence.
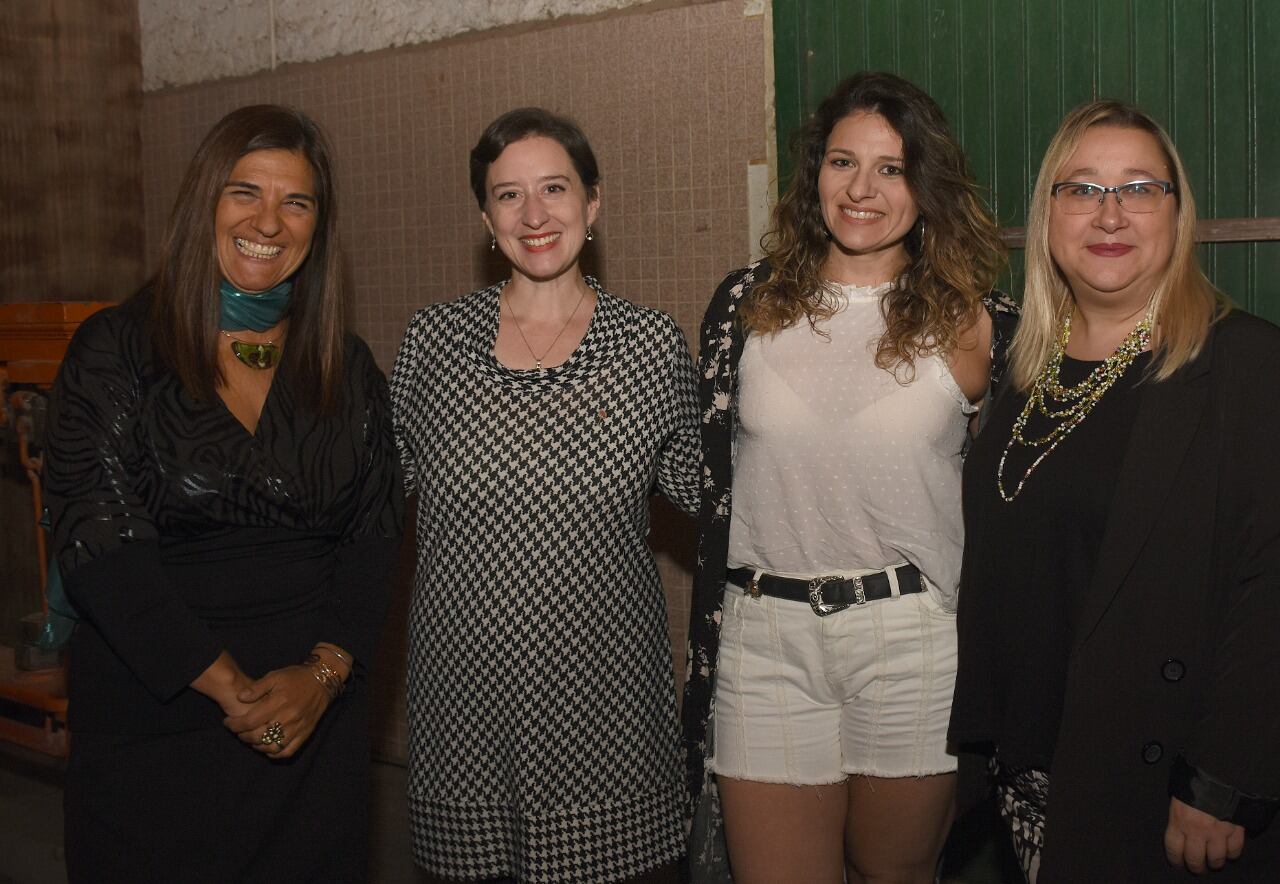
[726,564,925,617]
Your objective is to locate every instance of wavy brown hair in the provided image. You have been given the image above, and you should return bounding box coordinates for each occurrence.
[746,71,1005,379]
[150,104,347,412]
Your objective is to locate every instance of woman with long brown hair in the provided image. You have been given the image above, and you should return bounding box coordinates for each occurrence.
[43,104,403,882]
[682,71,1015,882]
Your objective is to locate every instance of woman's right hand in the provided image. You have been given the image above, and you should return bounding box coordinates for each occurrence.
[190,649,258,719]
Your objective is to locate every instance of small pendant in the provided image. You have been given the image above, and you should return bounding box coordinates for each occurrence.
[535,359,543,371]
[230,340,280,370]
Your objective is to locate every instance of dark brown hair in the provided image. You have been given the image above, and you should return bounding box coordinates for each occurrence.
[469,107,600,208]
[150,104,347,411]
[746,71,1006,379]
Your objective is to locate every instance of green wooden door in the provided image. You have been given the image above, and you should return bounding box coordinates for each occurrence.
[773,0,1280,322]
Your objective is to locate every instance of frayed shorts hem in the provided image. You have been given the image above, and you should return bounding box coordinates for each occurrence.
[842,761,958,778]
[709,761,958,784]
[708,764,957,786]
[706,760,850,787]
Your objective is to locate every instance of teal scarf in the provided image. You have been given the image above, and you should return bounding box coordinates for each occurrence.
[219,279,292,332]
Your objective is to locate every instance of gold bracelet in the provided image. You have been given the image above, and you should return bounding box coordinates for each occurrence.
[314,643,353,670]
[304,654,343,700]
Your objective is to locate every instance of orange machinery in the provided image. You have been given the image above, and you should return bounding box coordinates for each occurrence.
[0,301,111,756]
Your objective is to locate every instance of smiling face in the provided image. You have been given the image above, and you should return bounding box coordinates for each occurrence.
[1048,125,1177,315]
[215,148,318,293]
[817,110,919,283]
[481,135,599,285]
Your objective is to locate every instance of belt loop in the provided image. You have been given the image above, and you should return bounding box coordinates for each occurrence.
[886,565,901,599]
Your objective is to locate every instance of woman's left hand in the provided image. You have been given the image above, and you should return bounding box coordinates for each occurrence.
[224,665,332,759]
[1164,797,1246,873]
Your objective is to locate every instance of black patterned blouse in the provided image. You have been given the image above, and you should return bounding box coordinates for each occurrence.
[41,290,404,882]
[43,292,404,732]
[680,261,1019,873]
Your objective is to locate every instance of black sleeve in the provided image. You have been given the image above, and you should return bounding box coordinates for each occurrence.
[43,310,221,701]
[316,339,406,669]
[1181,341,1280,810]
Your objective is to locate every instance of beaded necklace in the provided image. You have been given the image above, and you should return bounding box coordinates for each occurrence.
[996,307,1153,502]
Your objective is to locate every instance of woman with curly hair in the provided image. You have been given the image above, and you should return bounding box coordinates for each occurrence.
[681,71,1016,883]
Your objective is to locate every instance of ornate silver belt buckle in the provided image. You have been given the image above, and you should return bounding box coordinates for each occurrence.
[746,576,761,599]
[807,575,850,617]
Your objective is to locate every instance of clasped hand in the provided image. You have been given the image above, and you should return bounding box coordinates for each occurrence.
[223,665,333,759]
[1165,797,1246,874]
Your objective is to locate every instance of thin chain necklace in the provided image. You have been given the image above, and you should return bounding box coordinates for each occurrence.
[502,283,589,372]
[221,330,281,370]
[996,307,1153,502]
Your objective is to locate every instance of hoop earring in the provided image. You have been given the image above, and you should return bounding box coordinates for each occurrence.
[585,226,594,242]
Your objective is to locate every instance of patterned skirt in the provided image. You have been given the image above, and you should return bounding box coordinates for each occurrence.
[992,760,1050,884]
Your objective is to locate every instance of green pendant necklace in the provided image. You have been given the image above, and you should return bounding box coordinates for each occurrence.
[221,331,281,370]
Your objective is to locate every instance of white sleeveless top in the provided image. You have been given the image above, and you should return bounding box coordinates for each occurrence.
[726,281,976,611]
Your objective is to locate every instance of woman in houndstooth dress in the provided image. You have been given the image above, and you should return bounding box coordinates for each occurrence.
[390,108,699,883]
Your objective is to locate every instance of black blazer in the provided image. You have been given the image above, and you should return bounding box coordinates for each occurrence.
[1026,311,1280,882]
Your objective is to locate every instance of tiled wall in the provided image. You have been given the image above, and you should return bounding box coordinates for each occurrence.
[142,0,767,762]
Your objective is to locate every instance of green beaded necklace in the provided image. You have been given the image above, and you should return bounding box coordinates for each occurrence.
[997,307,1153,502]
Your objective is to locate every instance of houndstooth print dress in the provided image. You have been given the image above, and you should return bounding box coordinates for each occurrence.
[390,279,700,883]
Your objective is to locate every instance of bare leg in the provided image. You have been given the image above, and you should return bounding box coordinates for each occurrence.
[844,773,956,884]
[718,774,847,884]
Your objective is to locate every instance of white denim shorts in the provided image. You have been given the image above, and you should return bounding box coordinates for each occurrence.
[707,576,958,783]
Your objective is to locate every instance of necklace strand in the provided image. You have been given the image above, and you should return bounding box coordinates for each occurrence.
[996,308,1152,502]
[502,284,588,372]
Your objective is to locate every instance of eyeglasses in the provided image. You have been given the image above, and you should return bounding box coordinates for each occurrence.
[1050,179,1175,214]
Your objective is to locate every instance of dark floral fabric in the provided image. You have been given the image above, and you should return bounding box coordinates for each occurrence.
[680,261,1020,877]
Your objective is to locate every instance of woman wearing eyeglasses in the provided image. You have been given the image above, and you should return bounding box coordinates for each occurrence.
[949,100,1280,883]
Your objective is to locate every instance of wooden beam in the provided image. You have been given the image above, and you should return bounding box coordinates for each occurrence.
[1000,228,1028,248]
[1195,217,1280,243]
[999,217,1280,250]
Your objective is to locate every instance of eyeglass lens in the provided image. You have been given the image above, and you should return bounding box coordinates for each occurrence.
[1054,182,1169,214]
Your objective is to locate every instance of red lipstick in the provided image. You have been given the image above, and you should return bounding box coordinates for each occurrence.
[1087,243,1133,257]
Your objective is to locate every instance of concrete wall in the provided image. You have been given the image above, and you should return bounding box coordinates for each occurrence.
[140,0,702,90]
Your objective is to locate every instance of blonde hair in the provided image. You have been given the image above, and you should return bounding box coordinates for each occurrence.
[1010,100,1228,391]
